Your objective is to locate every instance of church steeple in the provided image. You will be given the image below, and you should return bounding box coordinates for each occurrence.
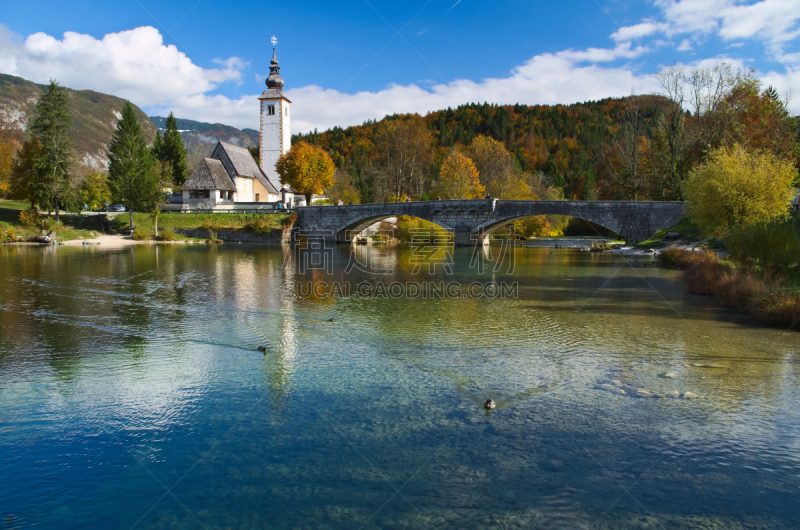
[259,35,291,192]
[266,48,284,88]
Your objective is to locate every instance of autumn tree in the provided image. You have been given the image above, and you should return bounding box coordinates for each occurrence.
[79,172,111,211]
[108,101,156,229]
[327,167,361,204]
[653,65,689,199]
[598,96,653,200]
[468,135,519,198]
[30,80,75,224]
[437,152,484,199]
[276,141,335,205]
[684,144,797,236]
[0,107,22,197]
[374,115,433,200]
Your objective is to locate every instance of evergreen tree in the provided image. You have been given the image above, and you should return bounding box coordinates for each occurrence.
[9,139,41,208]
[545,155,564,189]
[108,101,155,229]
[158,112,188,187]
[152,131,164,159]
[30,80,74,225]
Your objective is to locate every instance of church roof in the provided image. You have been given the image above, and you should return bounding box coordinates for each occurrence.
[258,87,291,102]
[214,141,280,195]
[183,158,237,191]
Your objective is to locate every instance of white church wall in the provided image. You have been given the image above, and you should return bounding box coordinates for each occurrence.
[260,98,288,190]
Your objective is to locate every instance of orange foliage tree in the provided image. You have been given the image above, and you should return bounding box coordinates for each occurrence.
[276,141,335,205]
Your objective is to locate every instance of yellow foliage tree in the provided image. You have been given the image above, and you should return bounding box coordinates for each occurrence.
[276,141,335,205]
[468,135,518,198]
[684,144,797,236]
[438,152,484,199]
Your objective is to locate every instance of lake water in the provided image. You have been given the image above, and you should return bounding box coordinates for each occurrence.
[1,242,799,529]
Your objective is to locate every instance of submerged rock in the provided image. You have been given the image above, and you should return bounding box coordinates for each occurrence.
[659,372,678,379]
[682,392,699,399]
[539,459,564,472]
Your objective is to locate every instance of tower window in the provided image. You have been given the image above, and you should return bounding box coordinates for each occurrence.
[267,105,275,115]
[285,106,289,116]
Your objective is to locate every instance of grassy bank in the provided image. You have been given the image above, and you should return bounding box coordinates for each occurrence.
[660,247,800,328]
[0,199,103,242]
[637,217,703,248]
[111,212,294,237]
[0,200,295,243]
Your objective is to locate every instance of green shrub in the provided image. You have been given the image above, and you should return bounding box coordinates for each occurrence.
[281,213,297,227]
[156,229,175,241]
[725,217,800,274]
[131,227,150,241]
[18,208,40,227]
[1,226,16,242]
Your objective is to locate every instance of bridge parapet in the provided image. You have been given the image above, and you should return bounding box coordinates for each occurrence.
[292,199,685,246]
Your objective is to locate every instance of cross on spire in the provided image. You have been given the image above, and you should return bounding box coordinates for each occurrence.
[271,35,277,47]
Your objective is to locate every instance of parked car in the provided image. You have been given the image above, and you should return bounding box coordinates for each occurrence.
[112,205,126,212]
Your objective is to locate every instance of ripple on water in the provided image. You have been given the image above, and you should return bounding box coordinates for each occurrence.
[1,245,800,529]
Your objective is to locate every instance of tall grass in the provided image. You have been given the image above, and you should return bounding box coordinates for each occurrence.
[660,247,800,329]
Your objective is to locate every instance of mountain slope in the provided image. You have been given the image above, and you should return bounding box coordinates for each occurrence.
[0,73,155,175]
[150,116,259,170]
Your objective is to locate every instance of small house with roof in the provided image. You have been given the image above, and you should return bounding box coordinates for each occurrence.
[182,141,281,206]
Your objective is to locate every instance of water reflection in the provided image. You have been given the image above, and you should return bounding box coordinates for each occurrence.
[0,243,799,528]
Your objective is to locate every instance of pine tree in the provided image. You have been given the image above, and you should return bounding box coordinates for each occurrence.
[158,112,188,187]
[108,101,154,229]
[9,139,41,208]
[30,80,74,225]
[152,131,164,159]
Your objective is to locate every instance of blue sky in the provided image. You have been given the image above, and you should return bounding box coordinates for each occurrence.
[1,0,799,132]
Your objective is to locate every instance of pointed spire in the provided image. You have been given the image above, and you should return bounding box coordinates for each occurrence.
[266,43,284,89]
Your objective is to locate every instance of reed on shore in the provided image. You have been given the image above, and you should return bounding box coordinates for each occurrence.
[660,247,800,328]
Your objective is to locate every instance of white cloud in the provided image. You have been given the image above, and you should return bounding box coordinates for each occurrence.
[157,52,661,133]
[677,39,693,51]
[0,25,244,106]
[654,0,800,58]
[611,21,671,42]
[555,42,649,62]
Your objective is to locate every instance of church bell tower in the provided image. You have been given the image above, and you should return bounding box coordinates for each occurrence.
[259,36,291,191]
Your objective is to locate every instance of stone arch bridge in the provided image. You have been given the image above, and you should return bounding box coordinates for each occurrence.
[293,199,686,245]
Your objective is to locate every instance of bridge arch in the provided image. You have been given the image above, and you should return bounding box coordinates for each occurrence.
[336,213,453,242]
[473,210,623,243]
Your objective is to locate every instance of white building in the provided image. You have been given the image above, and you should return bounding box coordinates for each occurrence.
[182,141,281,206]
[180,44,322,209]
[259,48,291,193]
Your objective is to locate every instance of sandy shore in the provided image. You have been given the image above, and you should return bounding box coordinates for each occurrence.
[60,235,192,248]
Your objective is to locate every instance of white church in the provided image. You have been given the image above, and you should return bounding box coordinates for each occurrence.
[180,44,309,208]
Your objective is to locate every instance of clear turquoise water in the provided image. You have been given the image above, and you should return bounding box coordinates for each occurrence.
[1,243,799,529]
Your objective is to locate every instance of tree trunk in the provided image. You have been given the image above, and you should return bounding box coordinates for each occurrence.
[54,196,60,226]
[154,213,158,237]
[129,209,134,229]
[305,193,312,206]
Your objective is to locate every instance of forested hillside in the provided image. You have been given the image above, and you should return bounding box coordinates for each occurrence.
[296,65,798,206]
[295,96,670,202]
[0,73,155,176]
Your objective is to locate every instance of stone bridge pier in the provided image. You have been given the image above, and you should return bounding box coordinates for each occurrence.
[292,199,686,246]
